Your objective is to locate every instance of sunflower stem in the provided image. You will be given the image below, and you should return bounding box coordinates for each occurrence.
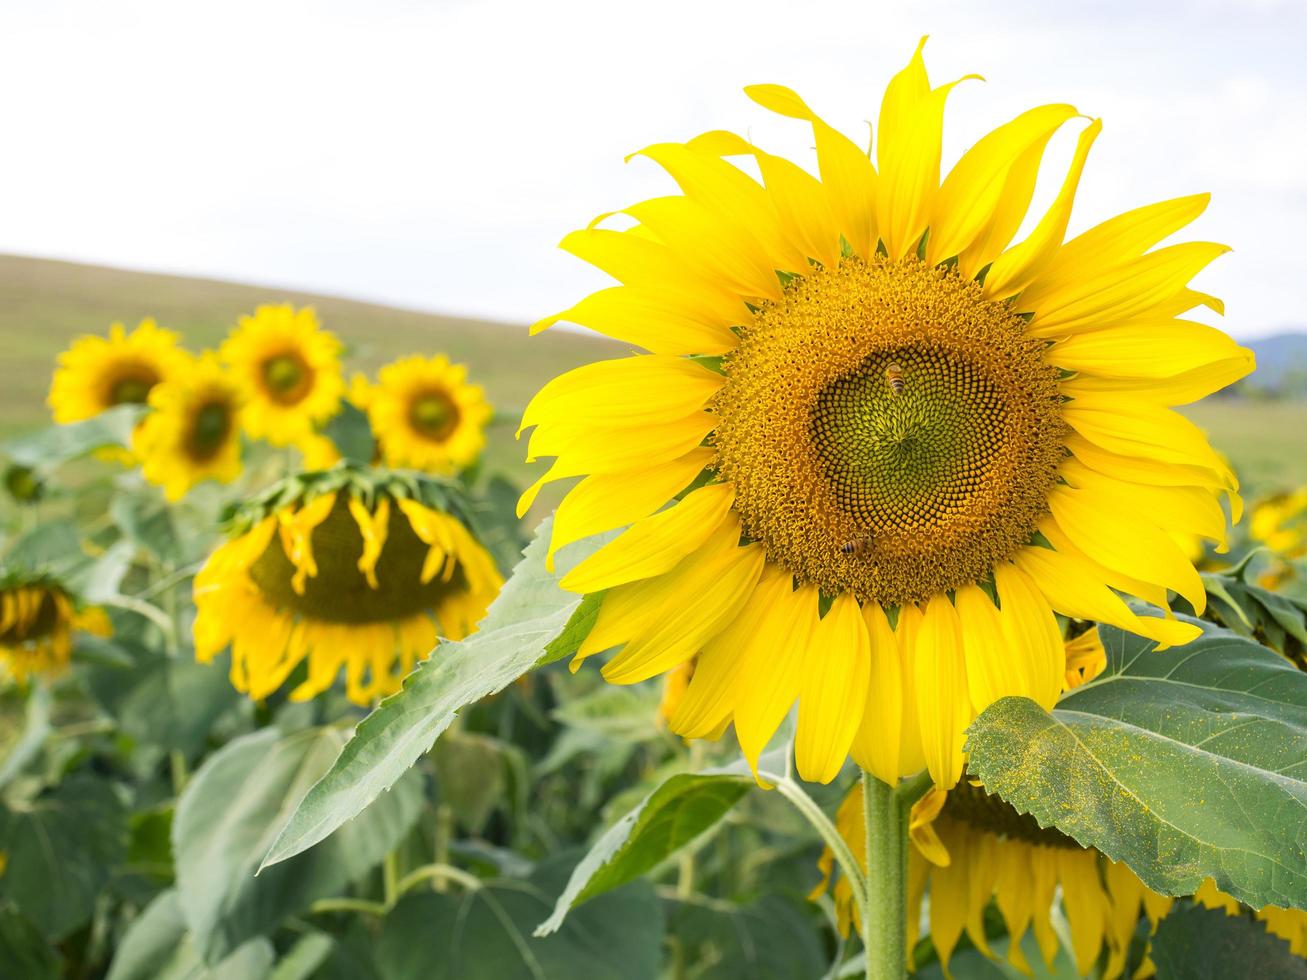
[862,769,908,980]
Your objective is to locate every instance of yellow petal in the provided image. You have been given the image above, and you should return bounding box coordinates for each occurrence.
[561,482,736,593]
[1051,318,1250,380]
[993,563,1065,711]
[531,285,739,354]
[1059,357,1254,407]
[914,594,970,789]
[983,118,1101,299]
[907,787,950,867]
[1055,849,1110,976]
[548,447,713,571]
[348,496,389,590]
[1063,393,1231,480]
[850,601,904,785]
[894,603,929,778]
[795,593,871,784]
[745,84,878,258]
[936,104,1080,270]
[732,582,820,779]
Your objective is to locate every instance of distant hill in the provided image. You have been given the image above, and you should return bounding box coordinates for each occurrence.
[1245,332,1307,390]
[0,254,623,479]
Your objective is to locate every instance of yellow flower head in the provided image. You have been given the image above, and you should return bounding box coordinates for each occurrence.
[368,355,491,473]
[134,353,244,501]
[1248,486,1307,588]
[193,468,503,705]
[48,318,190,423]
[0,575,111,683]
[522,40,1254,789]
[220,304,345,446]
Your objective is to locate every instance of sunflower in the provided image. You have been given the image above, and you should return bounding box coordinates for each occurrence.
[367,355,491,473]
[193,467,502,704]
[1248,487,1307,589]
[0,575,110,682]
[48,318,190,423]
[134,353,244,501]
[520,40,1253,789]
[220,304,345,446]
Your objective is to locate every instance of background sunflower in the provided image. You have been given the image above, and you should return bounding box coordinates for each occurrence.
[368,354,492,474]
[47,318,190,424]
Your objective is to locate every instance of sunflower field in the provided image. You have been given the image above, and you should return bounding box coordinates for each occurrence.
[2,41,1306,980]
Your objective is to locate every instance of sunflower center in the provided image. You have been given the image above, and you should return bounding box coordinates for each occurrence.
[942,778,1078,849]
[0,589,61,645]
[109,372,158,406]
[262,354,313,404]
[409,390,460,440]
[713,257,1066,607]
[188,401,233,461]
[248,494,467,624]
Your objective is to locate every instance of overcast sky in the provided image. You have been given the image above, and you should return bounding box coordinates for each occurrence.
[4,0,1303,339]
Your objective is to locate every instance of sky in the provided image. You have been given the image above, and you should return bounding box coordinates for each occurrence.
[3,0,1304,340]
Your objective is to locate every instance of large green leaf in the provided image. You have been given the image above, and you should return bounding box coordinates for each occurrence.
[319,402,375,466]
[1,405,143,470]
[0,685,51,789]
[1150,903,1307,980]
[262,519,609,868]
[376,854,662,980]
[965,616,1307,909]
[0,908,60,980]
[0,775,128,940]
[106,889,278,980]
[537,772,751,935]
[173,726,424,963]
[668,895,828,980]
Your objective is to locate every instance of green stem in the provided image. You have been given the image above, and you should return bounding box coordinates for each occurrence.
[396,862,481,896]
[169,750,189,796]
[432,803,454,893]
[309,897,388,917]
[775,777,867,913]
[383,850,401,908]
[862,770,908,980]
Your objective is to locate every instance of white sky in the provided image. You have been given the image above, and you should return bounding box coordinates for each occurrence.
[3,0,1304,339]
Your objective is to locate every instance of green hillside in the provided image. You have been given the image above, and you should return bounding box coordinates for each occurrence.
[1,254,1303,496]
[0,253,623,481]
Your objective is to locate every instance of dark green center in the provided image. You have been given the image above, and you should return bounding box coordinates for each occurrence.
[263,354,310,402]
[109,374,157,405]
[248,494,467,624]
[409,391,459,439]
[189,402,233,460]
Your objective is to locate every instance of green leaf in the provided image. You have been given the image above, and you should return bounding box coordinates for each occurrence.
[267,932,336,980]
[320,403,375,466]
[110,491,186,564]
[537,590,605,668]
[84,644,240,757]
[432,729,509,834]
[0,775,128,940]
[550,685,662,741]
[0,908,60,980]
[1150,903,1307,980]
[3,520,84,574]
[965,616,1307,909]
[0,685,51,789]
[1199,567,1307,663]
[536,771,751,935]
[1,405,144,470]
[668,895,827,980]
[261,519,610,868]
[107,890,278,980]
[173,726,424,963]
[376,854,662,980]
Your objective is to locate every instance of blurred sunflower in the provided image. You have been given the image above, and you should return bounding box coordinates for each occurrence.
[48,318,190,423]
[368,355,491,473]
[220,304,345,446]
[134,353,244,501]
[0,574,110,682]
[1248,487,1307,589]
[193,468,502,704]
[521,40,1253,788]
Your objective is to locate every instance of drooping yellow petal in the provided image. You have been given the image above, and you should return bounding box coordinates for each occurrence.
[932,104,1079,268]
[277,491,337,595]
[745,84,878,258]
[348,495,390,590]
[907,788,950,867]
[982,118,1101,299]
[850,601,904,785]
[993,841,1036,974]
[914,594,969,789]
[561,482,736,593]
[796,593,871,784]
[732,582,820,780]
[548,447,713,571]
[1013,544,1202,649]
[1055,849,1111,976]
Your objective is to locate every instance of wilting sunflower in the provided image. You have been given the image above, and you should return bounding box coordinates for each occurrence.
[368,355,491,473]
[48,318,190,422]
[220,304,345,446]
[0,574,110,682]
[134,353,244,501]
[521,40,1253,788]
[193,467,502,704]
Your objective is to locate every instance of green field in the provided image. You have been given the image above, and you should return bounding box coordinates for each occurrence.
[1,254,1303,496]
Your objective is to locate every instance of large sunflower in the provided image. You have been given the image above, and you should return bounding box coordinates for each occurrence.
[134,353,244,501]
[520,41,1253,789]
[193,467,502,704]
[0,574,110,682]
[367,355,491,473]
[48,318,189,423]
[220,304,345,446]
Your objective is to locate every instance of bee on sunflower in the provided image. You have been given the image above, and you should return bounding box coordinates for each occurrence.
[0,573,110,683]
[48,318,190,423]
[367,355,491,474]
[192,466,502,705]
[520,39,1253,797]
[134,352,244,501]
[220,304,345,447]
